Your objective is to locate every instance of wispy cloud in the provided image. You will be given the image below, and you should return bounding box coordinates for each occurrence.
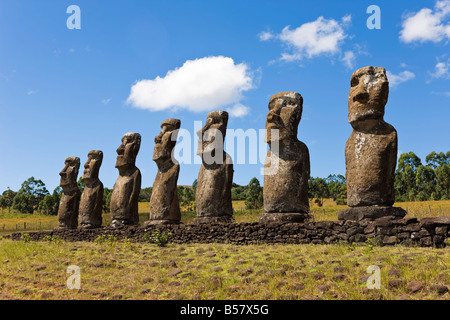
[101,98,112,105]
[226,103,250,118]
[386,70,415,87]
[430,57,450,79]
[27,89,39,95]
[259,14,356,68]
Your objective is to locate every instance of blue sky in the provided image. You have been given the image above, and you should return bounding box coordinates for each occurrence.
[0,0,449,192]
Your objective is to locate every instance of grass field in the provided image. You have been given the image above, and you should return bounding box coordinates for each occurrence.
[1,199,449,300]
[1,199,450,236]
[0,238,448,300]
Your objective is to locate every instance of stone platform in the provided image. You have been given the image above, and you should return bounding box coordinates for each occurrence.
[338,206,407,221]
[10,216,450,248]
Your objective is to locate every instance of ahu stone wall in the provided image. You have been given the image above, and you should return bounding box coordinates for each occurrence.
[11,216,450,248]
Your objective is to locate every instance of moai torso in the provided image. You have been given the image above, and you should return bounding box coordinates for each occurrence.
[195,153,234,218]
[79,150,104,228]
[110,168,141,225]
[346,122,397,207]
[79,181,104,227]
[150,163,181,222]
[264,140,310,213]
[57,189,81,228]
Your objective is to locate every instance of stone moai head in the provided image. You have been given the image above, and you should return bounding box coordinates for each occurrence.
[196,111,228,156]
[348,66,389,130]
[265,91,303,143]
[153,119,181,165]
[60,157,80,189]
[82,150,103,182]
[115,132,141,169]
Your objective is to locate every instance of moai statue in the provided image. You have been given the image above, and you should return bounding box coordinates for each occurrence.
[56,157,81,229]
[338,66,406,221]
[79,150,104,228]
[194,111,234,224]
[144,119,181,226]
[110,133,142,227]
[260,91,311,224]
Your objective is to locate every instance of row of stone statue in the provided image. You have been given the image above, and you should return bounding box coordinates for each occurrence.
[56,66,406,229]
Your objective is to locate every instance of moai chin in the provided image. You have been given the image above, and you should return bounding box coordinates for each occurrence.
[144,119,182,226]
[56,156,81,229]
[338,66,406,221]
[260,91,311,224]
[110,133,142,227]
[79,150,104,228]
[194,111,234,224]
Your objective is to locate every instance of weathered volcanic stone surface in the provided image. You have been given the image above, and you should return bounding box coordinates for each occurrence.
[194,111,234,224]
[345,67,397,207]
[79,150,104,228]
[57,157,81,229]
[110,133,141,227]
[261,92,311,223]
[145,119,181,226]
[338,206,406,221]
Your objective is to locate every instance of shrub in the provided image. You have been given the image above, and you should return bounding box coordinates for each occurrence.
[145,229,171,247]
[20,233,31,243]
[42,235,62,243]
[94,234,117,245]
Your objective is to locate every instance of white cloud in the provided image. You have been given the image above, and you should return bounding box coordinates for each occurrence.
[226,103,250,118]
[386,70,415,87]
[258,31,274,41]
[341,50,356,69]
[400,0,450,43]
[27,89,39,95]
[127,56,255,116]
[259,15,353,67]
[430,58,450,78]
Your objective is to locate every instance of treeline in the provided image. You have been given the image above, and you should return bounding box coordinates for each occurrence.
[1,151,448,215]
[394,151,449,202]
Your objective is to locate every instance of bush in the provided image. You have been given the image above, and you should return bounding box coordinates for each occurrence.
[145,229,171,247]
[94,234,117,245]
[20,233,31,243]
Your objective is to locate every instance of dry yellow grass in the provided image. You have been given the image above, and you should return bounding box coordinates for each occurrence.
[0,239,448,300]
[1,200,449,235]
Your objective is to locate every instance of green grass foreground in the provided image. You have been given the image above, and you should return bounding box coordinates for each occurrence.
[0,238,448,300]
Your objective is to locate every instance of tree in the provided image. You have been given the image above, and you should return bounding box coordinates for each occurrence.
[326,174,347,205]
[425,151,448,169]
[395,152,422,201]
[415,165,436,201]
[245,177,263,209]
[77,177,85,193]
[139,187,152,202]
[38,195,59,215]
[12,177,49,213]
[37,187,62,215]
[0,189,16,213]
[308,177,329,206]
[103,187,112,213]
[231,182,247,201]
[12,193,35,213]
[435,162,450,200]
